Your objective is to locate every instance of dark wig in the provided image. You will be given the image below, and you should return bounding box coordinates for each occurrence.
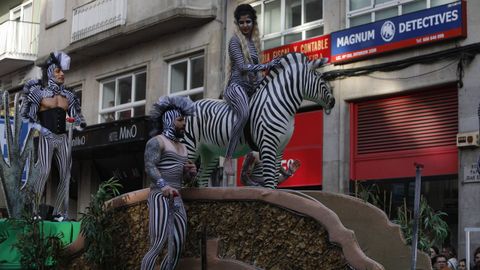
[234,4,257,23]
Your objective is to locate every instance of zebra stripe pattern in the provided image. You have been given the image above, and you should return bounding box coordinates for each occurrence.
[32,133,71,216]
[224,34,267,159]
[185,53,335,188]
[21,80,86,125]
[142,136,188,269]
[141,191,187,270]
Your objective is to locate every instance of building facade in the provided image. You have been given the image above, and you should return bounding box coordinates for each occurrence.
[2,0,478,262]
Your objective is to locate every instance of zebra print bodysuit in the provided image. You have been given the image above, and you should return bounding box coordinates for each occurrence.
[141,135,188,270]
[21,65,85,218]
[224,34,269,159]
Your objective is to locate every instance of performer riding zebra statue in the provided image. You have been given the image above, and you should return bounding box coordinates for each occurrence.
[184,52,335,189]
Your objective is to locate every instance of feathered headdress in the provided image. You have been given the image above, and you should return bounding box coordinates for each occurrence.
[41,51,71,86]
[46,51,71,71]
[149,95,195,137]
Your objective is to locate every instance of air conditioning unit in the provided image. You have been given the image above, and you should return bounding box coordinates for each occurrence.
[456,132,479,148]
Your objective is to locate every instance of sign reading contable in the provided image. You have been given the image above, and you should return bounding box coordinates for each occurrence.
[262,34,331,63]
[331,1,466,64]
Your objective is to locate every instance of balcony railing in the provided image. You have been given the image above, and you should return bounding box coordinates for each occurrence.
[71,0,127,43]
[0,20,39,59]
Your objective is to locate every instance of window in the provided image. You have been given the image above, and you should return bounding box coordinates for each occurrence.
[10,1,33,22]
[252,0,324,50]
[47,0,66,26]
[168,54,204,101]
[99,70,146,123]
[347,0,457,27]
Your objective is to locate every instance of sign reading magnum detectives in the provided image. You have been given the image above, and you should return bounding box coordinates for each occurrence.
[331,1,466,63]
[72,117,148,151]
[262,34,331,63]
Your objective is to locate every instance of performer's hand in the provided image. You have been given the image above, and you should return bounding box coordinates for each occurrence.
[161,185,179,198]
[267,57,282,69]
[288,159,301,174]
[74,119,87,131]
[32,123,53,138]
[184,160,197,178]
[74,125,84,131]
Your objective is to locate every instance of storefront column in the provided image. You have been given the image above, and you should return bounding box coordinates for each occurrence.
[458,56,480,259]
[323,83,349,193]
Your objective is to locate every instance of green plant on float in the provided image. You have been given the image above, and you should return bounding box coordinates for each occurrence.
[353,182,393,219]
[394,196,449,252]
[9,190,66,270]
[353,182,449,252]
[79,177,122,269]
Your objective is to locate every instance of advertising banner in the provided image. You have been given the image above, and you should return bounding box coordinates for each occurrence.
[72,117,149,151]
[331,1,466,63]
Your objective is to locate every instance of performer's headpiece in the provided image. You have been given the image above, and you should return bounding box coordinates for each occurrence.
[46,51,71,71]
[149,95,194,138]
[42,51,71,85]
[234,4,257,23]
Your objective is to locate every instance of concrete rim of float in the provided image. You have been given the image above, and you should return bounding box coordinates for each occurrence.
[65,187,385,270]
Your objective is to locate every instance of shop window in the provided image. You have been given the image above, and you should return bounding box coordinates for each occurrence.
[350,176,458,238]
[252,0,324,50]
[347,0,457,27]
[99,70,146,123]
[168,54,204,101]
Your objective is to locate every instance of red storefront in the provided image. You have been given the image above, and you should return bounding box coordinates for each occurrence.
[349,85,459,242]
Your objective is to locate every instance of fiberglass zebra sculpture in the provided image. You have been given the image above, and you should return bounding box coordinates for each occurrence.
[184,52,335,189]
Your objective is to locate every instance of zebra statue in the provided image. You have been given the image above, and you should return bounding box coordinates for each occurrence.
[185,52,335,189]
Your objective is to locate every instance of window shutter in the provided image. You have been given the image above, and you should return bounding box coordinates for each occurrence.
[351,87,458,181]
[356,88,457,154]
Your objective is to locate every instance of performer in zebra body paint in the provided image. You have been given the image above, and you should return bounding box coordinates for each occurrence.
[21,51,85,220]
[223,4,281,175]
[141,96,196,270]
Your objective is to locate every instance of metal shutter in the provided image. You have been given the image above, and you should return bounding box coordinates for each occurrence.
[351,86,458,180]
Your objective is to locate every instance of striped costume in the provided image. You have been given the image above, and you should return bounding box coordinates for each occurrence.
[141,136,188,270]
[224,34,278,161]
[21,52,85,218]
[141,96,194,270]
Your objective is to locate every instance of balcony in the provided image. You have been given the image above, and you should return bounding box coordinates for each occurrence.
[71,0,127,43]
[65,0,217,62]
[0,21,39,75]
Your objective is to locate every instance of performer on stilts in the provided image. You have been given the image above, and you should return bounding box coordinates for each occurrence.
[141,95,197,270]
[223,4,281,176]
[21,51,86,220]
